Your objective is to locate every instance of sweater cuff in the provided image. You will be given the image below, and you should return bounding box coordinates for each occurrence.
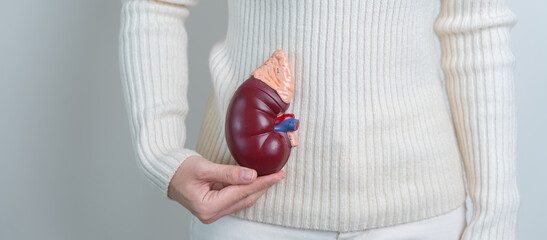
[136,148,203,195]
[460,189,520,240]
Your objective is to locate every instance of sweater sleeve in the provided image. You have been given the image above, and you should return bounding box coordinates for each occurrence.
[118,0,203,195]
[433,0,520,239]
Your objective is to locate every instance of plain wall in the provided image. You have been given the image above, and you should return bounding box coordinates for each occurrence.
[0,0,544,239]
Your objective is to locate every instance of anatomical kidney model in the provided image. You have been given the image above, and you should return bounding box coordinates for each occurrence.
[225,49,299,176]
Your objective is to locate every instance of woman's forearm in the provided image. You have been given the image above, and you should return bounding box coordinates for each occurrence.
[434,0,520,239]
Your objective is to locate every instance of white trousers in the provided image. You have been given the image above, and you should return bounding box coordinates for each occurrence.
[190,203,467,240]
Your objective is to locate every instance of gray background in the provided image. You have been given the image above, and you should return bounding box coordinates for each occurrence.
[0,0,544,239]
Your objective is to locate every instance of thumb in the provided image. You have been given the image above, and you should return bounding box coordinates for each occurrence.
[199,162,257,185]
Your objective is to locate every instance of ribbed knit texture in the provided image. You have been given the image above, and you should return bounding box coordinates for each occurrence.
[118,0,520,238]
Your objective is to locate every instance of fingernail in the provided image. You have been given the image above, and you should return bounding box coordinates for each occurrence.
[241,169,254,181]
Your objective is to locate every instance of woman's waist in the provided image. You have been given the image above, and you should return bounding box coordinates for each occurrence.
[199,88,459,159]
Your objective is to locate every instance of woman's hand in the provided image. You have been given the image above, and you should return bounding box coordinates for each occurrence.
[167,155,286,224]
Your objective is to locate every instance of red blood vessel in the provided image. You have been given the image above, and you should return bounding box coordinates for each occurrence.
[225,50,299,176]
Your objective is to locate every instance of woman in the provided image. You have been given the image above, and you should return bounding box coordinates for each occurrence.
[119,0,520,239]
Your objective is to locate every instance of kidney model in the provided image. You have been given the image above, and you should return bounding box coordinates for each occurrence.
[225,49,299,176]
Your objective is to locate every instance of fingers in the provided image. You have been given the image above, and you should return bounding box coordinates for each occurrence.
[210,170,286,213]
[197,171,285,224]
[186,157,287,224]
[195,160,258,185]
[201,187,270,224]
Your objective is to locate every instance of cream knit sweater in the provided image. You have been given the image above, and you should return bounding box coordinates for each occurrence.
[118,0,520,238]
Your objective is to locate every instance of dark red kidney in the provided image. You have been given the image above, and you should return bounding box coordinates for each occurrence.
[225,76,292,176]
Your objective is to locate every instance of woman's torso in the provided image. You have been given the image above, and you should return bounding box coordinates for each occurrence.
[196,0,467,232]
